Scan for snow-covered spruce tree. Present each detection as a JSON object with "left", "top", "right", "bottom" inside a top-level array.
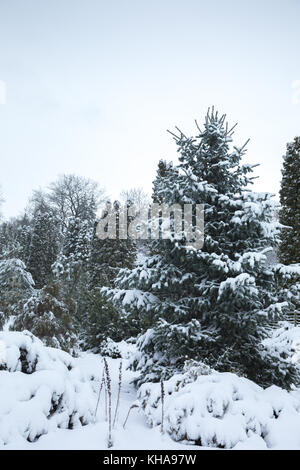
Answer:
[
  {"left": 105, "top": 108, "right": 298, "bottom": 388},
  {"left": 0, "top": 258, "right": 34, "bottom": 318},
  {"left": 279, "top": 136, "right": 300, "bottom": 265},
  {"left": 11, "top": 283, "right": 77, "bottom": 352}
]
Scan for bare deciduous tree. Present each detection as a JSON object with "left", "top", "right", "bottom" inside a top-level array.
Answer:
[
  {"left": 49, "top": 175, "right": 106, "bottom": 229},
  {"left": 119, "top": 187, "right": 150, "bottom": 212}
]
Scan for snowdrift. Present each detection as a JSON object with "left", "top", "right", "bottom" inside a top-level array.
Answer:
[
  {"left": 0, "top": 331, "right": 98, "bottom": 445},
  {"left": 138, "top": 361, "right": 300, "bottom": 449}
]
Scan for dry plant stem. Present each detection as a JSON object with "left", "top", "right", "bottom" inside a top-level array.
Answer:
[
  {"left": 94, "top": 369, "right": 105, "bottom": 422},
  {"left": 104, "top": 358, "right": 113, "bottom": 448},
  {"left": 123, "top": 404, "right": 138, "bottom": 429},
  {"left": 161, "top": 380, "right": 165, "bottom": 434},
  {"left": 113, "top": 360, "right": 123, "bottom": 428},
  {"left": 104, "top": 373, "right": 108, "bottom": 422}
]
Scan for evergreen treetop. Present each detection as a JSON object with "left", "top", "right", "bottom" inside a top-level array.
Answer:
[{"left": 279, "top": 136, "right": 300, "bottom": 265}]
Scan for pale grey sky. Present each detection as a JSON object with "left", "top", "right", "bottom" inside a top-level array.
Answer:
[{"left": 0, "top": 0, "right": 299, "bottom": 218}]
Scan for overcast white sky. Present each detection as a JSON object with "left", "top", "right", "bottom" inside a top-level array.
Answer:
[{"left": 0, "top": 0, "right": 300, "bottom": 218}]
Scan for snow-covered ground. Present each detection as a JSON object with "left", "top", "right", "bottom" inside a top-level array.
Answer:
[
  {"left": 6, "top": 360, "right": 201, "bottom": 451},
  {"left": 1, "top": 329, "right": 300, "bottom": 450},
  {"left": 0, "top": 333, "right": 201, "bottom": 450}
]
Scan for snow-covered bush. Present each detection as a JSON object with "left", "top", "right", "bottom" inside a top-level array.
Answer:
[
  {"left": 137, "top": 361, "right": 300, "bottom": 449},
  {"left": 11, "top": 284, "right": 77, "bottom": 352},
  {"left": 100, "top": 337, "right": 121, "bottom": 359},
  {"left": 84, "top": 289, "right": 127, "bottom": 352},
  {"left": 0, "top": 331, "right": 98, "bottom": 445}
]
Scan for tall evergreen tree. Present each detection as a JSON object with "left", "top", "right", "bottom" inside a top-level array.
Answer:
[
  {"left": 88, "top": 206, "right": 137, "bottom": 289},
  {"left": 52, "top": 216, "right": 92, "bottom": 326},
  {"left": 106, "top": 109, "right": 298, "bottom": 388},
  {"left": 0, "top": 214, "right": 32, "bottom": 262},
  {"left": 84, "top": 203, "right": 138, "bottom": 350},
  {"left": 0, "top": 258, "right": 34, "bottom": 318},
  {"left": 279, "top": 136, "right": 300, "bottom": 265},
  {"left": 27, "top": 205, "right": 59, "bottom": 288},
  {"left": 62, "top": 216, "right": 91, "bottom": 263}
]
